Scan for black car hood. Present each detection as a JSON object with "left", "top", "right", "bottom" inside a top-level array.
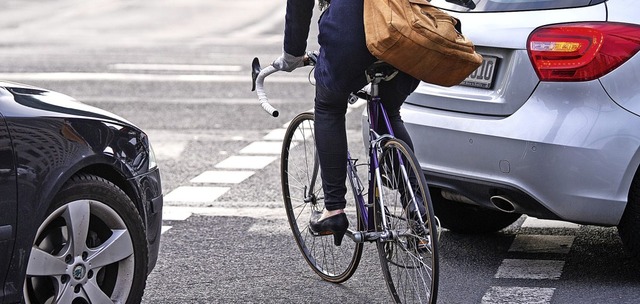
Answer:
[{"left": 0, "top": 81, "right": 136, "bottom": 128}]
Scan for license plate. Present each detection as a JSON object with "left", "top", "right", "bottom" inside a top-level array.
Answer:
[{"left": 461, "top": 55, "right": 498, "bottom": 89}]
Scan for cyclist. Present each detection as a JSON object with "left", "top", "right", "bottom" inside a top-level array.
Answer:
[{"left": 272, "top": 0, "right": 422, "bottom": 246}]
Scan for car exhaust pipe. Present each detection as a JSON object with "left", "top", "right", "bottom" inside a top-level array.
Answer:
[{"left": 490, "top": 195, "right": 516, "bottom": 213}]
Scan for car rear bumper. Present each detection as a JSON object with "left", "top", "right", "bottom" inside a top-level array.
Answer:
[{"left": 402, "top": 80, "right": 640, "bottom": 226}]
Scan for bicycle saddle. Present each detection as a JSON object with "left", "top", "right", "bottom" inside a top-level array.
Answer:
[
  {"left": 365, "top": 61, "right": 399, "bottom": 83},
  {"left": 349, "top": 62, "right": 399, "bottom": 103}
]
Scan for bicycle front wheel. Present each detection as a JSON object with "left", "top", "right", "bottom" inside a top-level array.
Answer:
[
  {"left": 375, "top": 138, "right": 439, "bottom": 303},
  {"left": 281, "top": 112, "right": 363, "bottom": 283}
]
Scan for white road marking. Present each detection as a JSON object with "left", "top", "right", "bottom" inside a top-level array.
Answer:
[
  {"left": 263, "top": 129, "right": 287, "bottom": 141},
  {"left": 521, "top": 217, "right": 581, "bottom": 229},
  {"left": 162, "top": 206, "right": 286, "bottom": 219},
  {"left": 162, "top": 207, "right": 194, "bottom": 221},
  {"left": 214, "top": 155, "right": 277, "bottom": 170},
  {"left": 495, "top": 259, "right": 565, "bottom": 280},
  {"left": 263, "top": 127, "right": 315, "bottom": 142},
  {"left": 485, "top": 217, "right": 575, "bottom": 303},
  {"left": 161, "top": 226, "right": 172, "bottom": 234},
  {"left": 239, "top": 141, "right": 282, "bottom": 155},
  {"left": 263, "top": 109, "right": 316, "bottom": 141},
  {"left": 151, "top": 141, "right": 187, "bottom": 160},
  {"left": 509, "top": 235, "right": 575, "bottom": 254},
  {"left": 0, "top": 72, "right": 310, "bottom": 83},
  {"left": 481, "top": 286, "right": 555, "bottom": 304},
  {"left": 190, "top": 170, "right": 255, "bottom": 184},
  {"left": 163, "top": 186, "right": 230, "bottom": 205},
  {"left": 109, "top": 63, "right": 242, "bottom": 72}
]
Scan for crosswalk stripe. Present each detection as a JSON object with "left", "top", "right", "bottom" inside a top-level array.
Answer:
[
  {"left": 163, "top": 186, "right": 230, "bottom": 205},
  {"left": 509, "top": 235, "right": 575, "bottom": 254},
  {"left": 152, "top": 141, "right": 188, "bottom": 160},
  {"left": 481, "top": 286, "right": 555, "bottom": 304},
  {"left": 214, "top": 155, "right": 277, "bottom": 170},
  {"left": 263, "top": 129, "right": 288, "bottom": 141},
  {"left": 239, "top": 141, "right": 282, "bottom": 155},
  {"left": 521, "top": 217, "right": 581, "bottom": 229},
  {"left": 484, "top": 217, "right": 576, "bottom": 302},
  {"left": 190, "top": 170, "right": 255, "bottom": 184},
  {"left": 162, "top": 206, "right": 286, "bottom": 219},
  {"left": 162, "top": 207, "right": 194, "bottom": 221},
  {"left": 161, "top": 226, "right": 172, "bottom": 234},
  {"left": 495, "top": 259, "right": 565, "bottom": 280}
]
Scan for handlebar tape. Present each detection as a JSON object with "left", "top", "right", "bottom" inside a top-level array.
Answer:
[{"left": 255, "top": 65, "right": 279, "bottom": 117}]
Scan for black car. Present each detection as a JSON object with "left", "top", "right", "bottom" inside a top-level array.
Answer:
[{"left": 0, "top": 81, "right": 163, "bottom": 303}]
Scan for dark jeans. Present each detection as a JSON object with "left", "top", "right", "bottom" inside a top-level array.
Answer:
[{"left": 314, "top": 0, "right": 420, "bottom": 211}]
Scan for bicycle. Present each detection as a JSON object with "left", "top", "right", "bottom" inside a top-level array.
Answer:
[{"left": 251, "top": 52, "right": 440, "bottom": 303}]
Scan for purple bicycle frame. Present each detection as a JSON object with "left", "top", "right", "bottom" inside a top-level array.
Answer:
[{"left": 348, "top": 91, "right": 397, "bottom": 232}]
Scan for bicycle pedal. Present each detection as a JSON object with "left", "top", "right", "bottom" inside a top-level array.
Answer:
[{"left": 415, "top": 238, "right": 431, "bottom": 252}]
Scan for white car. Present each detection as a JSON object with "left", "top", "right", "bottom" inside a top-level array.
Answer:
[{"left": 401, "top": 0, "right": 640, "bottom": 259}]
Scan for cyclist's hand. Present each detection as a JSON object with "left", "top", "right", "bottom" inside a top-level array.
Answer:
[{"left": 272, "top": 52, "right": 305, "bottom": 72}]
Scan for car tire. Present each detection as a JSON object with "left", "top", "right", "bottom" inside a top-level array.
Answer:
[
  {"left": 431, "top": 188, "right": 521, "bottom": 234},
  {"left": 24, "top": 173, "right": 148, "bottom": 304},
  {"left": 618, "top": 175, "right": 640, "bottom": 261}
]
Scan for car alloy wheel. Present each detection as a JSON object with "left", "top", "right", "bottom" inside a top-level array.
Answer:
[{"left": 24, "top": 174, "right": 148, "bottom": 304}]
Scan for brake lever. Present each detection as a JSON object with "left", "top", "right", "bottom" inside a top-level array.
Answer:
[
  {"left": 304, "top": 51, "right": 319, "bottom": 66},
  {"left": 252, "top": 51, "right": 316, "bottom": 92},
  {"left": 251, "top": 57, "right": 261, "bottom": 92}
]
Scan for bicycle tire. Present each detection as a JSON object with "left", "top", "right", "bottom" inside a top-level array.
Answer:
[
  {"left": 281, "top": 112, "right": 364, "bottom": 283},
  {"left": 375, "top": 138, "right": 439, "bottom": 303}
]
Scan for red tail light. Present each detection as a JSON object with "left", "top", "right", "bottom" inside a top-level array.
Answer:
[{"left": 527, "top": 22, "right": 640, "bottom": 81}]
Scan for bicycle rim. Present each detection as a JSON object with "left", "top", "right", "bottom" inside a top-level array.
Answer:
[
  {"left": 281, "top": 112, "right": 363, "bottom": 283},
  {"left": 375, "top": 138, "right": 439, "bottom": 303}
]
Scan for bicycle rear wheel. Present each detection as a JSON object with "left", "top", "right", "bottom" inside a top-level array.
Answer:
[
  {"left": 281, "top": 112, "right": 363, "bottom": 283},
  {"left": 375, "top": 138, "right": 439, "bottom": 303}
]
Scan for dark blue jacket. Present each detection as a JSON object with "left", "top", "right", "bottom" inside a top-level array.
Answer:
[
  {"left": 283, "top": 0, "right": 315, "bottom": 57},
  {"left": 281, "top": 0, "right": 414, "bottom": 95}
]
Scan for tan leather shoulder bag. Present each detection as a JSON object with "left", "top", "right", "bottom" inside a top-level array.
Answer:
[{"left": 364, "top": 0, "right": 483, "bottom": 87}]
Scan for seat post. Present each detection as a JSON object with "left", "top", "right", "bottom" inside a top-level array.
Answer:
[{"left": 365, "top": 61, "right": 399, "bottom": 98}]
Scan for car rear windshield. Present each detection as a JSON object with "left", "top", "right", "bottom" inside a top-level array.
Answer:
[{"left": 432, "top": 0, "right": 605, "bottom": 12}]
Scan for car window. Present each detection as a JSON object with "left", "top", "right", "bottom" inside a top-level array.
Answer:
[{"left": 432, "top": 0, "right": 606, "bottom": 12}]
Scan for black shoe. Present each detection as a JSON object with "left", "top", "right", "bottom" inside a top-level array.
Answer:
[
  {"left": 408, "top": 205, "right": 431, "bottom": 252},
  {"left": 408, "top": 217, "right": 430, "bottom": 252},
  {"left": 309, "top": 212, "right": 349, "bottom": 246}
]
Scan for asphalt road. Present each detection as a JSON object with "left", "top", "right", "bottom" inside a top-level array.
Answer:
[{"left": 1, "top": 1, "right": 640, "bottom": 303}]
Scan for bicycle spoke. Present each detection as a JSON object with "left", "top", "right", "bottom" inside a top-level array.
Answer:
[
  {"left": 281, "top": 112, "right": 363, "bottom": 283},
  {"left": 375, "top": 138, "right": 438, "bottom": 303}
]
